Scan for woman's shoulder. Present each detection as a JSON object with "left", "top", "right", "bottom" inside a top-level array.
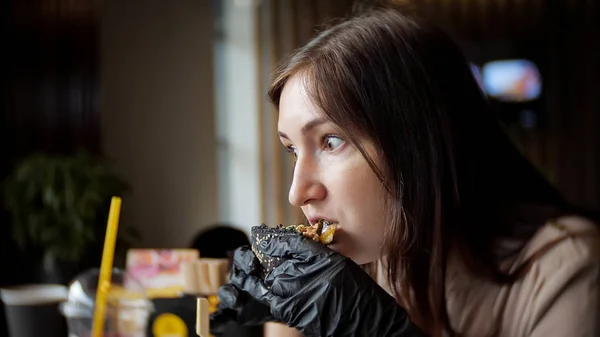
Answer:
[
  {"left": 446, "top": 216, "right": 600, "bottom": 337},
  {"left": 508, "top": 215, "right": 600, "bottom": 274},
  {"left": 501, "top": 215, "right": 600, "bottom": 336}
]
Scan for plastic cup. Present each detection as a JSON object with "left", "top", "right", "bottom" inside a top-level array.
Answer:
[{"left": 59, "top": 268, "right": 154, "bottom": 337}]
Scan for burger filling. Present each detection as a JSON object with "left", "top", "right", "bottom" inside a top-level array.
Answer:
[{"left": 278, "top": 219, "right": 337, "bottom": 244}]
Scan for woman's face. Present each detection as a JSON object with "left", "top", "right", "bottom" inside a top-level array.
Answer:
[{"left": 277, "top": 74, "right": 388, "bottom": 265}]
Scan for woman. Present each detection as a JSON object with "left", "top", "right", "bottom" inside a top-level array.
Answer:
[{"left": 210, "top": 3, "right": 600, "bottom": 337}]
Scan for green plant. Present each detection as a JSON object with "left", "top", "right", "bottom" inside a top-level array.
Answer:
[{"left": 2, "top": 151, "right": 138, "bottom": 270}]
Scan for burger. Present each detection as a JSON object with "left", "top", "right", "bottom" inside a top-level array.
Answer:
[{"left": 250, "top": 220, "right": 337, "bottom": 276}]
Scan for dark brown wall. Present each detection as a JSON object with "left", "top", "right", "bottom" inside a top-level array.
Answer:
[
  {"left": 420, "top": 0, "right": 600, "bottom": 210},
  {"left": 1, "top": 1, "right": 100, "bottom": 334}
]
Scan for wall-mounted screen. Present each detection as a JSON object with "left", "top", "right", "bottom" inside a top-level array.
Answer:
[{"left": 482, "top": 59, "right": 542, "bottom": 102}]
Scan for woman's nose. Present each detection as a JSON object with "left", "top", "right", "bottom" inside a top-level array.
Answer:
[{"left": 288, "top": 157, "right": 326, "bottom": 207}]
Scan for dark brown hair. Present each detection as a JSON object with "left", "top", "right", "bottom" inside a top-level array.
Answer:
[{"left": 268, "top": 3, "right": 569, "bottom": 336}]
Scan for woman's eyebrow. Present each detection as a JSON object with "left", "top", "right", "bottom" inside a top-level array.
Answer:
[{"left": 278, "top": 118, "right": 327, "bottom": 140}]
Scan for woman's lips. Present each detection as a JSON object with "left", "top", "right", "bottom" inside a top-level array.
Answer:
[{"left": 307, "top": 217, "right": 337, "bottom": 226}]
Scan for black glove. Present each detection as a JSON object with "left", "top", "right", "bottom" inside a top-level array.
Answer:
[
  {"left": 209, "top": 247, "right": 276, "bottom": 335},
  {"left": 238, "top": 233, "right": 428, "bottom": 337}
]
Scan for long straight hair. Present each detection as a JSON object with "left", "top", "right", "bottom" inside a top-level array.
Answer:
[{"left": 268, "top": 4, "right": 569, "bottom": 335}]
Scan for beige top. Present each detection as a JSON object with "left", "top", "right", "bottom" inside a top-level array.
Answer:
[{"left": 265, "top": 216, "right": 600, "bottom": 337}]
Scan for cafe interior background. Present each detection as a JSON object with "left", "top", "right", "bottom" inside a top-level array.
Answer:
[{"left": 1, "top": 0, "right": 598, "bottom": 335}]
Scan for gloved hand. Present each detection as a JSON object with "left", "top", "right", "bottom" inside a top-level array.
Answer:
[
  {"left": 237, "top": 233, "right": 428, "bottom": 337},
  {"left": 209, "top": 247, "right": 277, "bottom": 335}
]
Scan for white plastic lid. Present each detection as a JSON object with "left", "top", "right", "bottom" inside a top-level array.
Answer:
[{"left": 0, "top": 284, "right": 67, "bottom": 306}]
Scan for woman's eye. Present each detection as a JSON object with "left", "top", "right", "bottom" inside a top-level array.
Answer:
[
  {"left": 286, "top": 145, "right": 298, "bottom": 158},
  {"left": 324, "top": 136, "right": 344, "bottom": 151}
]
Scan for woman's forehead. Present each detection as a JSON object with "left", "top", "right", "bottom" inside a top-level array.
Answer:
[{"left": 278, "top": 75, "right": 324, "bottom": 129}]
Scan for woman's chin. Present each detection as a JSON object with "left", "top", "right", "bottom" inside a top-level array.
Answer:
[
  {"left": 333, "top": 245, "right": 378, "bottom": 265},
  {"left": 327, "top": 242, "right": 341, "bottom": 251},
  {"left": 327, "top": 243, "right": 358, "bottom": 262},
  {"left": 325, "top": 231, "right": 377, "bottom": 264}
]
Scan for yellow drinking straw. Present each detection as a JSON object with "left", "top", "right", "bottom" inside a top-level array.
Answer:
[{"left": 92, "top": 196, "right": 122, "bottom": 337}]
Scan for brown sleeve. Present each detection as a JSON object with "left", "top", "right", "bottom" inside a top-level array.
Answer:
[{"left": 528, "top": 258, "right": 600, "bottom": 337}]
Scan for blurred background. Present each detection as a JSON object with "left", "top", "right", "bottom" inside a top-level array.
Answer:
[{"left": 1, "top": 0, "right": 598, "bottom": 335}]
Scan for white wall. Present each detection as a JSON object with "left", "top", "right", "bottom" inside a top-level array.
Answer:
[
  {"left": 215, "top": 0, "right": 263, "bottom": 234},
  {"left": 101, "top": 0, "right": 218, "bottom": 248}
]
